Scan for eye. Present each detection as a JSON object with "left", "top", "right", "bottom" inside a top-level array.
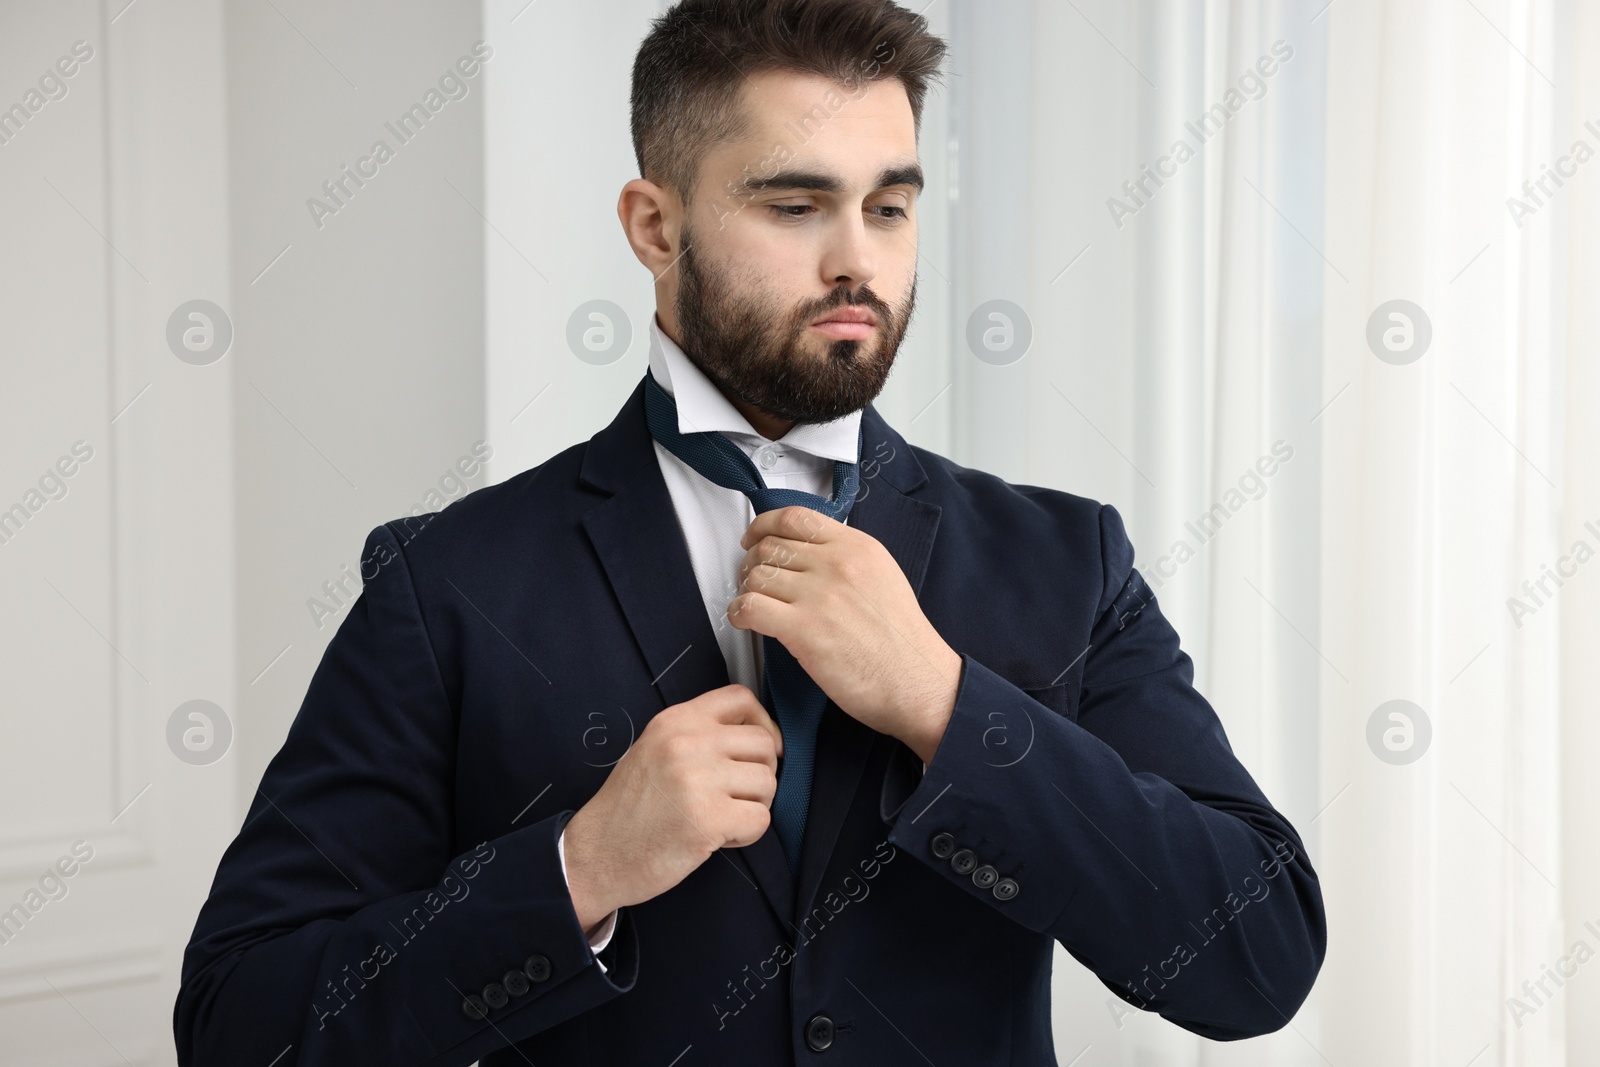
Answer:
[
  {"left": 874, "top": 205, "right": 910, "bottom": 221},
  {"left": 769, "top": 204, "right": 816, "bottom": 220}
]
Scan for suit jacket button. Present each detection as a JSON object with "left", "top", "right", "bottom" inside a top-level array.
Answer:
[
  {"left": 950, "top": 848, "right": 977, "bottom": 875},
  {"left": 461, "top": 994, "right": 488, "bottom": 1020},
  {"left": 993, "top": 877, "right": 1019, "bottom": 901},
  {"left": 972, "top": 864, "right": 999, "bottom": 889},
  {"left": 930, "top": 832, "right": 955, "bottom": 859},
  {"left": 524, "top": 953, "right": 552, "bottom": 983},
  {"left": 503, "top": 969, "right": 531, "bottom": 997},
  {"left": 805, "top": 1013, "right": 835, "bottom": 1051},
  {"left": 481, "top": 982, "right": 509, "bottom": 1010}
]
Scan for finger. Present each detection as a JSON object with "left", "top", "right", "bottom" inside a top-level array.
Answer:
[
  {"left": 705, "top": 685, "right": 784, "bottom": 757},
  {"left": 708, "top": 685, "right": 777, "bottom": 727},
  {"left": 735, "top": 560, "right": 800, "bottom": 603},
  {"left": 722, "top": 799, "right": 775, "bottom": 845},
  {"left": 719, "top": 723, "right": 783, "bottom": 771},
  {"left": 722, "top": 760, "right": 779, "bottom": 805},
  {"left": 737, "top": 536, "right": 813, "bottom": 585},
  {"left": 739, "top": 505, "right": 840, "bottom": 550}
]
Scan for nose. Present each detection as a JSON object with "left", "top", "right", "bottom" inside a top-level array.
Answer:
[{"left": 817, "top": 211, "right": 878, "bottom": 291}]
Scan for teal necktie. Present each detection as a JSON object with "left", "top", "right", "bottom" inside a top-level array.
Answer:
[{"left": 643, "top": 371, "right": 862, "bottom": 871}]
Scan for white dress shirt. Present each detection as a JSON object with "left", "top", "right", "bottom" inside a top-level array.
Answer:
[{"left": 557, "top": 313, "right": 862, "bottom": 967}]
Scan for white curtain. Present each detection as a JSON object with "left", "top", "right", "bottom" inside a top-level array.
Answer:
[
  {"left": 983, "top": 0, "right": 1597, "bottom": 1064},
  {"left": 1315, "top": 0, "right": 1593, "bottom": 1064}
]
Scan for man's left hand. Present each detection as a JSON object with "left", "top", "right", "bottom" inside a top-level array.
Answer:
[{"left": 729, "top": 505, "right": 961, "bottom": 764}]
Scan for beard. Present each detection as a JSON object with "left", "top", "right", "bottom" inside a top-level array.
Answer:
[{"left": 672, "top": 218, "right": 917, "bottom": 425}]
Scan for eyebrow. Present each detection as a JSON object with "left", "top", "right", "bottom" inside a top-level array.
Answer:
[{"left": 736, "top": 162, "right": 925, "bottom": 197}]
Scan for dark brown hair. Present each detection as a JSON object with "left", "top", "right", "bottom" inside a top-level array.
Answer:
[{"left": 630, "top": 0, "right": 948, "bottom": 206}]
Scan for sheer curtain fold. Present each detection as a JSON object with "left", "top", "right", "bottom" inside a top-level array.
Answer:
[{"left": 1000, "top": 0, "right": 1592, "bottom": 1063}]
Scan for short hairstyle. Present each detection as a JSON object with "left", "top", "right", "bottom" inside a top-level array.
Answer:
[{"left": 630, "top": 0, "right": 948, "bottom": 207}]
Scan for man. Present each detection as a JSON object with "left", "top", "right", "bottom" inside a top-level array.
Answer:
[{"left": 175, "top": 1, "right": 1325, "bottom": 1063}]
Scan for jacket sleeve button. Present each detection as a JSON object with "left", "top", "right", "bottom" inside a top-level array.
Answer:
[
  {"left": 461, "top": 994, "right": 488, "bottom": 1020},
  {"left": 949, "top": 848, "right": 977, "bottom": 875},
  {"left": 524, "top": 953, "right": 553, "bottom": 983},
  {"left": 503, "top": 969, "right": 531, "bottom": 997},
  {"left": 993, "top": 877, "right": 1019, "bottom": 901},
  {"left": 930, "top": 832, "right": 956, "bottom": 859},
  {"left": 481, "top": 982, "right": 509, "bottom": 1010},
  {"left": 972, "top": 864, "right": 999, "bottom": 889}
]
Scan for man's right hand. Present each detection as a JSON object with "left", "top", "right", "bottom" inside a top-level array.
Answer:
[{"left": 562, "top": 684, "right": 783, "bottom": 935}]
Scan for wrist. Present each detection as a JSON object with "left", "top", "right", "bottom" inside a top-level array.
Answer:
[
  {"left": 562, "top": 809, "right": 616, "bottom": 935},
  {"left": 899, "top": 644, "right": 961, "bottom": 764}
]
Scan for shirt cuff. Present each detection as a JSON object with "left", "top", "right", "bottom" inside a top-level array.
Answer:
[{"left": 557, "top": 825, "right": 619, "bottom": 968}]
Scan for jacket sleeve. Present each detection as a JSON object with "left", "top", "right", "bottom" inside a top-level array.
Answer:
[
  {"left": 174, "top": 522, "right": 637, "bottom": 1066},
  {"left": 885, "top": 502, "right": 1326, "bottom": 1040}
]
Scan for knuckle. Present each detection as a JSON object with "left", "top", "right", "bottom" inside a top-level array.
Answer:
[
  {"left": 659, "top": 731, "right": 695, "bottom": 765},
  {"left": 784, "top": 508, "right": 819, "bottom": 540}
]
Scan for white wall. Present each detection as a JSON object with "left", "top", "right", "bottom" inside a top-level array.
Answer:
[
  {"left": 0, "top": 0, "right": 238, "bottom": 1060},
  {"left": 0, "top": 0, "right": 487, "bottom": 1061},
  {"left": 224, "top": 0, "right": 488, "bottom": 812}
]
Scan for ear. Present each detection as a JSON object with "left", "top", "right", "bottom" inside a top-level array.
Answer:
[{"left": 617, "top": 178, "right": 682, "bottom": 275}]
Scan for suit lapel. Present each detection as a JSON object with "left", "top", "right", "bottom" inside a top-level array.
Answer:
[
  {"left": 578, "top": 373, "right": 941, "bottom": 932},
  {"left": 581, "top": 375, "right": 794, "bottom": 925}
]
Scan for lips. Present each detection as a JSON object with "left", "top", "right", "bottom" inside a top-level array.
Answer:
[{"left": 812, "top": 307, "right": 877, "bottom": 327}]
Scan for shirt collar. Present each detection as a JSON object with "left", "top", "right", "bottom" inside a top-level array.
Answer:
[{"left": 647, "top": 312, "right": 862, "bottom": 464}]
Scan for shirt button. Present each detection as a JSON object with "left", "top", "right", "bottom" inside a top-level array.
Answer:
[{"left": 757, "top": 446, "right": 780, "bottom": 469}]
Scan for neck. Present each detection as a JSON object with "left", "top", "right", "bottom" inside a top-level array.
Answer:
[{"left": 728, "top": 396, "right": 796, "bottom": 442}]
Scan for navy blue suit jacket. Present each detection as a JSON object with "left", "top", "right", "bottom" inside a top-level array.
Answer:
[{"left": 176, "top": 373, "right": 1325, "bottom": 1065}]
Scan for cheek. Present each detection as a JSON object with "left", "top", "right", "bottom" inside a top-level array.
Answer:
[{"left": 713, "top": 217, "right": 800, "bottom": 285}]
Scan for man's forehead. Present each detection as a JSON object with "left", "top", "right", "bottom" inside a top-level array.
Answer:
[{"left": 709, "top": 71, "right": 920, "bottom": 194}]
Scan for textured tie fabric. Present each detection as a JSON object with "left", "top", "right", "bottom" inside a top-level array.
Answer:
[{"left": 643, "top": 371, "right": 863, "bottom": 871}]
